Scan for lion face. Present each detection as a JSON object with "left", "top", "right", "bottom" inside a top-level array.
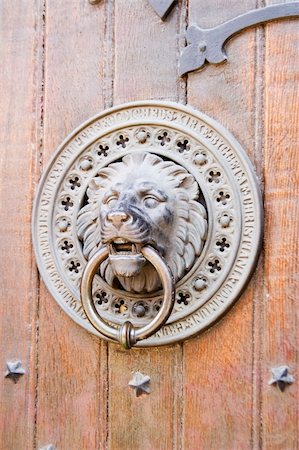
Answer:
[{"left": 77, "top": 152, "right": 207, "bottom": 293}]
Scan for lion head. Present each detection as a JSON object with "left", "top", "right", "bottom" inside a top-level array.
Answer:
[{"left": 77, "top": 152, "right": 207, "bottom": 293}]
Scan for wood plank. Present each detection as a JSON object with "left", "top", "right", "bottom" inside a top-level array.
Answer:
[
  {"left": 185, "top": 1, "right": 260, "bottom": 449},
  {"left": 109, "top": 1, "right": 184, "bottom": 448},
  {"left": 108, "top": 344, "right": 182, "bottom": 450},
  {"left": 113, "top": 0, "right": 179, "bottom": 104},
  {"left": 35, "top": 1, "right": 108, "bottom": 449},
  {"left": 262, "top": 0, "right": 298, "bottom": 447},
  {"left": 0, "top": 2, "right": 39, "bottom": 449}
]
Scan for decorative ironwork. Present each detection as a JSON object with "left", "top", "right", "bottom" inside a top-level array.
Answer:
[
  {"left": 269, "top": 366, "right": 294, "bottom": 392},
  {"left": 89, "top": 0, "right": 177, "bottom": 20},
  {"left": 148, "top": 0, "right": 177, "bottom": 20},
  {"left": 32, "top": 101, "right": 263, "bottom": 346},
  {"left": 5, "top": 360, "right": 25, "bottom": 383},
  {"left": 129, "top": 372, "right": 151, "bottom": 397},
  {"left": 179, "top": 3, "right": 299, "bottom": 76}
]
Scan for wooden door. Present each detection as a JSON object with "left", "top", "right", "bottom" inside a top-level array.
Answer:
[{"left": 1, "top": 1, "right": 298, "bottom": 449}]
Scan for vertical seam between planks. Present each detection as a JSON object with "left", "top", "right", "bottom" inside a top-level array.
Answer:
[
  {"left": 176, "top": 2, "right": 188, "bottom": 448},
  {"left": 173, "top": 0, "right": 189, "bottom": 450},
  {"left": 179, "top": 343, "right": 185, "bottom": 450},
  {"left": 104, "top": 342, "right": 109, "bottom": 450},
  {"left": 103, "top": 0, "right": 115, "bottom": 109},
  {"left": 252, "top": 0, "right": 265, "bottom": 448},
  {"left": 32, "top": 0, "right": 46, "bottom": 448},
  {"left": 103, "top": 0, "right": 115, "bottom": 448},
  {"left": 178, "top": 3, "right": 188, "bottom": 448},
  {"left": 177, "top": 0, "right": 188, "bottom": 105}
]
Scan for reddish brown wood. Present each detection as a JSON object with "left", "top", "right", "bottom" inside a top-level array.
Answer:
[
  {"left": 108, "top": 1, "right": 184, "bottom": 449},
  {"left": 262, "top": 4, "right": 299, "bottom": 447},
  {"left": 34, "top": 1, "right": 108, "bottom": 449},
  {"left": 0, "top": 2, "right": 39, "bottom": 449},
  {"left": 0, "top": 0, "right": 298, "bottom": 448},
  {"left": 184, "top": 1, "right": 260, "bottom": 449}
]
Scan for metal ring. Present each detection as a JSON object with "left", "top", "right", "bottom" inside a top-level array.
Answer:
[{"left": 80, "top": 246, "right": 175, "bottom": 348}]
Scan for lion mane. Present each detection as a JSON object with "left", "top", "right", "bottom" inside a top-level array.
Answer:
[{"left": 77, "top": 152, "right": 207, "bottom": 293}]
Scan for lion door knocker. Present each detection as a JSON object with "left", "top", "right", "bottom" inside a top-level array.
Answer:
[{"left": 32, "top": 101, "right": 263, "bottom": 348}]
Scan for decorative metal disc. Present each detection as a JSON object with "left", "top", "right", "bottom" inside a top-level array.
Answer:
[{"left": 32, "top": 101, "right": 263, "bottom": 346}]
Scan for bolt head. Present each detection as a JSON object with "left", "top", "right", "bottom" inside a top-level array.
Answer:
[
  {"left": 194, "top": 154, "right": 207, "bottom": 166},
  {"left": 80, "top": 159, "right": 92, "bottom": 171},
  {"left": 58, "top": 219, "right": 69, "bottom": 232},
  {"left": 136, "top": 131, "right": 148, "bottom": 144},
  {"left": 193, "top": 278, "right": 207, "bottom": 291},
  {"left": 220, "top": 214, "right": 230, "bottom": 228},
  {"left": 135, "top": 304, "right": 146, "bottom": 317},
  {"left": 198, "top": 41, "right": 207, "bottom": 52}
]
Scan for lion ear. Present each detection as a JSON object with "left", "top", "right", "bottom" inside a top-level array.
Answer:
[
  {"left": 87, "top": 178, "right": 102, "bottom": 199},
  {"left": 88, "top": 168, "right": 114, "bottom": 196},
  {"left": 178, "top": 173, "right": 199, "bottom": 199},
  {"left": 89, "top": 178, "right": 101, "bottom": 191}
]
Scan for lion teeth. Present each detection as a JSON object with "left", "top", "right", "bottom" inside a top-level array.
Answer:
[{"left": 108, "top": 240, "right": 143, "bottom": 256}]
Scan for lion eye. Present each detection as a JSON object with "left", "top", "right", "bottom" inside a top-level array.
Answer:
[
  {"left": 143, "top": 196, "right": 159, "bottom": 209},
  {"left": 106, "top": 196, "right": 118, "bottom": 208}
]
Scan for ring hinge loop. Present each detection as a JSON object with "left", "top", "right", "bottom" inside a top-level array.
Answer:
[
  {"left": 80, "top": 245, "right": 175, "bottom": 348},
  {"left": 118, "top": 322, "right": 136, "bottom": 349}
]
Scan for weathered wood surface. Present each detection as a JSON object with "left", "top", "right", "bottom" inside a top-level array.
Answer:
[
  {"left": 185, "top": 1, "right": 260, "bottom": 449},
  {"left": 262, "top": 0, "right": 299, "bottom": 448},
  {"left": 34, "top": 1, "right": 108, "bottom": 449},
  {"left": 0, "top": 0, "right": 297, "bottom": 449},
  {"left": 108, "top": 2, "right": 183, "bottom": 449},
  {"left": 0, "top": 2, "right": 38, "bottom": 449}
]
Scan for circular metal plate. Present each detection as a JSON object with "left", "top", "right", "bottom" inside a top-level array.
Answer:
[{"left": 32, "top": 101, "right": 263, "bottom": 346}]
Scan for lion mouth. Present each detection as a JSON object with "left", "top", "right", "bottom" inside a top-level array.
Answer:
[
  {"left": 108, "top": 238, "right": 142, "bottom": 256},
  {"left": 107, "top": 238, "right": 146, "bottom": 278}
]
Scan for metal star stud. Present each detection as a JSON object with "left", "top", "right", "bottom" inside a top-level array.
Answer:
[
  {"left": 5, "top": 360, "right": 25, "bottom": 383},
  {"left": 269, "top": 366, "right": 294, "bottom": 392},
  {"left": 128, "top": 372, "right": 151, "bottom": 397}
]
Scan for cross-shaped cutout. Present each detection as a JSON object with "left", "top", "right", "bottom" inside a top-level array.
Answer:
[
  {"left": 61, "top": 197, "right": 73, "bottom": 211},
  {"left": 69, "top": 176, "right": 81, "bottom": 190},
  {"left": 98, "top": 144, "right": 109, "bottom": 157},
  {"left": 177, "top": 139, "right": 190, "bottom": 153},
  {"left": 216, "top": 238, "right": 230, "bottom": 252},
  {"left": 116, "top": 135, "right": 129, "bottom": 148},
  {"left": 208, "top": 259, "right": 221, "bottom": 274},
  {"left": 158, "top": 131, "right": 170, "bottom": 146},
  {"left": 69, "top": 261, "right": 80, "bottom": 273},
  {"left": 61, "top": 240, "right": 74, "bottom": 254}
]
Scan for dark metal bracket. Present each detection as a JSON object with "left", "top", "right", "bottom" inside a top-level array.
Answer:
[
  {"left": 179, "top": 2, "right": 299, "bottom": 76},
  {"left": 89, "top": 0, "right": 177, "bottom": 20},
  {"left": 148, "top": 0, "right": 177, "bottom": 20}
]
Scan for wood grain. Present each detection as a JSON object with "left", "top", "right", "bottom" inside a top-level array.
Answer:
[
  {"left": 262, "top": 0, "right": 299, "bottom": 447},
  {"left": 34, "top": 1, "right": 108, "bottom": 449},
  {"left": 185, "top": 1, "right": 260, "bottom": 449},
  {"left": 108, "top": 1, "right": 184, "bottom": 449},
  {"left": 1, "top": 0, "right": 298, "bottom": 448},
  {"left": 0, "top": 2, "right": 39, "bottom": 449}
]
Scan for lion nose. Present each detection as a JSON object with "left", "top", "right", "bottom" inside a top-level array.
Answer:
[{"left": 107, "top": 211, "right": 130, "bottom": 228}]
